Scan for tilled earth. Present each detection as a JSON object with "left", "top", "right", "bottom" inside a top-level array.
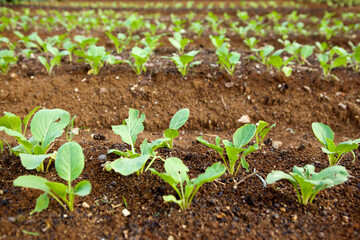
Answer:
[{"left": 1, "top": 2, "right": 360, "bottom": 240}]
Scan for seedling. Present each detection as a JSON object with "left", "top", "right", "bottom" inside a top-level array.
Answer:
[
  {"left": 162, "top": 50, "right": 201, "bottom": 77},
  {"left": 268, "top": 55, "right": 294, "bottom": 77},
  {"left": 168, "top": 32, "right": 192, "bottom": 54},
  {"left": 122, "top": 46, "right": 152, "bottom": 75},
  {"left": 105, "top": 108, "right": 190, "bottom": 176},
  {"left": 206, "top": 12, "right": 223, "bottom": 32},
  {"left": 105, "top": 32, "right": 136, "bottom": 54},
  {"left": 189, "top": 21, "right": 207, "bottom": 38},
  {"left": 14, "top": 142, "right": 91, "bottom": 214},
  {"left": 150, "top": 158, "right": 226, "bottom": 210},
  {"left": 266, "top": 164, "right": 349, "bottom": 205},
  {"left": 312, "top": 122, "right": 360, "bottom": 166},
  {"left": 74, "top": 45, "right": 115, "bottom": 75},
  {"left": 38, "top": 44, "right": 69, "bottom": 76},
  {"left": 140, "top": 33, "right": 163, "bottom": 53},
  {"left": 0, "top": 49, "right": 18, "bottom": 74},
  {"left": 215, "top": 43, "right": 241, "bottom": 76},
  {"left": 63, "top": 40, "right": 77, "bottom": 62},
  {"left": 197, "top": 121, "right": 275, "bottom": 175},
  {"left": 317, "top": 53, "right": 348, "bottom": 81},
  {"left": 0, "top": 107, "right": 71, "bottom": 171},
  {"left": 74, "top": 35, "right": 99, "bottom": 51},
  {"left": 210, "top": 34, "right": 229, "bottom": 49}
]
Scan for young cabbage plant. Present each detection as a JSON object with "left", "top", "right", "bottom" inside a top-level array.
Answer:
[
  {"left": 150, "top": 158, "right": 226, "bottom": 210},
  {"left": 197, "top": 121, "right": 275, "bottom": 175},
  {"left": 215, "top": 43, "right": 241, "bottom": 76},
  {"left": 14, "top": 142, "right": 91, "bottom": 214},
  {"left": 210, "top": 34, "right": 229, "bottom": 49},
  {"left": 206, "top": 12, "right": 223, "bottom": 32},
  {"left": 74, "top": 45, "right": 115, "bottom": 75},
  {"left": 168, "top": 32, "right": 192, "bottom": 54},
  {"left": 348, "top": 44, "right": 360, "bottom": 72},
  {"left": 317, "top": 53, "right": 348, "bottom": 81},
  {"left": 74, "top": 35, "right": 99, "bottom": 51},
  {"left": 123, "top": 14, "right": 144, "bottom": 36},
  {"left": 140, "top": 33, "right": 163, "bottom": 53},
  {"left": 105, "top": 108, "right": 190, "bottom": 176},
  {"left": 162, "top": 50, "right": 201, "bottom": 77},
  {"left": 0, "top": 107, "right": 72, "bottom": 172},
  {"left": 63, "top": 40, "right": 77, "bottom": 62},
  {"left": 244, "top": 37, "right": 259, "bottom": 50},
  {"left": 0, "top": 36, "right": 17, "bottom": 51},
  {"left": 122, "top": 46, "right": 152, "bottom": 75},
  {"left": 38, "top": 44, "right": 69, "bottom": 76},
  {"left": 248, "top": 45, "right": 275, "bottom": 66},
  {"left": 105, "top": 32, "right": 137, "bottom": 54},
  {"left": 189, "top": 21, "right": 207, "bottom": 38},
  {"left": 312, "top": 122, "right": 360, "bottom": 166},
  {"left": 0, "top": 49, "right": 18, "bottom": 75},
  {"left": 315, "top": 41, "right": 329, "bottom": 53},
  {"left": 266, "top": 165, "right": 349, "bottom": 205},
  {"left": 268, "top": 55, "right": 294, "bottom": 77}
]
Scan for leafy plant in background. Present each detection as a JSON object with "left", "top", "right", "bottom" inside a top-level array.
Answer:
[
  {"left": 150, "top": 158, "right": 226, "bottom": 210},
  {"left": 38, "top": 44, "right": 69, "bottom": 76},
  {"left": 123, "top": 14, "right": 144, "bottom": 36},
  {"left": 312, "top": 122, "right": 360, "bottom": 166},
  {"left": 63, "top": 40, "right": 77, "bottom": 62},
  {"left": 244, "top": 37, "right": 259, "bottom": 51},
  {"left": 140, "top": 33, "right": 163, "bottom": 53},
  {"left": 74, "top": 35, "right": 99, "bottom": 51},
  {"left": 215, "top": 43, "right": 241, "bottom": 76},
  {"left": 168, "top": 32, "right": 192, "bottom": 54},
  {"left": 122, "top": 46, "right": 152, "bottom": 75},
  {"left": 317, "top": 52, "right": 348, "bottom": 81},
  {"left": 348, "top": 42, "right": 360, "bottom": 72},
  {"left": 104, "top": 108, "right": 190, "bottom": 176},
  {"left": 162, "top": 50, "right": 201, "bottom": 77},
  {"left": 206, "top": 12, "right": 223, "bottom": 33},
  {"left": 170, "top": 14, "right": 186, "bottom": 32},
  {"left": 210, "top": 34, "right": 229, "bottom": 49},
  {"left": 266, "top": 164, "right": 349, "bottom": 205},
  {"left": 197, "top": 121, "right": 275, "bottom": 175},
  {"left": 279, "top": 40, "right": 314, "bottom": 65},
  {"left": 105, "top": 32, "right": 137, "bottom": 54},
  {"left": 74, "top": 45, "right": 115, "bottom": 75},
  {"left": 14, "top": 142, "right": 91, "bottom": 214},
  {"left": 0, "top": 107, "right": 72, "bottom": 172},
  {"left": 0, "top": 36, "right": 17, "bottom": 51},
  {"left": 189, "top": 21, "right": 207, "bottom": 38},
  {"left": 268, "top": 55, "right": 294, "bottom": 77},
  {"left": 0, "top": 49, "right": 18, "bottom": 74},
  {"left": 315, "top": 41, "right": 329, "bottom": 53}
]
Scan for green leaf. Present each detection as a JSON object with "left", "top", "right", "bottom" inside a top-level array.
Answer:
[
  {"left": 164, "top": 157, "right": 189, "bottom": 183},
  {"left": 312, "top": 122, "right": 334, "bottom": 147},
  {"left": 312, "top": 165, "right": 349, "bottom": 186},
  {"left": 169, "top": 109, "right": 190, "bottom": 129},
  {"left": 269, "top": 55, "right": 283, "bottom": 69},
  {"left": 331, "top": 56, "right": 347, "bottom": 68},
  {"left": 282, "top": 66, "right": 292, "bottom": 77},
  {"left": 197, "top": 136, "right": 224, "bottom": 154},
  {"left": 336, "top": 141, "right": 359, "bottom": 154},
  {"left": 163, "top": 195, "right": 183, "bottom": 205},
  {"left": 55, "top": 142, "right": 84, "bottom": 182},
  {"left": 30, "top": 193, "right": 49, "bottom": 215},
  {"left": 19, "top": 153, "right": 52, "bottom": 170},
  {"left": 354, "top": 47, "right": 360, "bottom": 62},
  {"left": 0, "top": 112, "right": 22, "bottom": 132},
  {"left": 22, "top": 106, "right": 41, "bottom": 134},
  {"left": 112, "top": 108, "right": 145, "bottom": 147},
  {"left": 73, "top": 180, "right": 91, "bottom": 196},
  {"left": 301, "top": 45, "right": 314, "bottom": 59},
  {"left": 164, "top": 129, "right": 179, "bottom": 139},
  {"left": 233, "top": 124, "right": 256, "bottom": 149},
  {"left": 13, "top": 175, "right": 50, "bottom": 192},
  {"left": 193, "top": 162, "right": 226, "bottom": 186},
  {"left": 45, "top": 182, "right": 67, "bottom": 200},
  {"left": 111, "top": 154, "right": 150, "bottom": 176},
  {"left": 30, "top": 109, "right": 70, "bottom": 149},
  {"left": 266, "top": 171, "right": 296, "bottom": 185}
]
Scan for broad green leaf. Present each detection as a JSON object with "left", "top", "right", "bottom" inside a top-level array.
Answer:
[
  {"left": 312, "top": 165, "right": 348, "bottom": 185},
  {"left": 335, "top": 141, "right": 359, "bottom": 154},
  {"left": 164, "top": 157, "right": 189, "bottom": 183},
  {"left": 20, "top": 153, "right": 52, "bottom": 170},
  {"left": 266, "top": 171, "right": 296, "bottom": 185},
  {"left": 0, "top": 112, "right": 22, "bottom": 132},
  {"left": 150, "top": 169, "right": 181, "bottom": 196},
  {"left": 13, "top": 175, "right": 50, "bottom": 192},
  {"left": 269, "top": 55, "right": 283, "bottom": 69},
  {"left": 22, "top": 106, "right": 41, "bottom": 133},
  {"left": 164, "top": 129, "right": 179, "bottom": 139},
  {"left": 354, "top": 47, "right": 360, "bottom": 62},
  {"left": 233, "top": 124, "right": 256, "bottom": 149},
  {"left": 169, "top": 109, "right": 190, "bottom": 129},
  {"left": 197, "top": 136, "right": 224, "bottom": 154},
  {"left": 111, "top": 154, "right": 150, "bottom": 176},
  {"left": 30, "top": 193, "right": 49, "bottom": 215},
  {"left": 73, "top": 180, "right": 91, "bottom": 196},
  {"left": 282, "top": 67, "right": 292, "bottom": 77},
  {"left": 331, "top": 56, "right": 347, "bottom": 68},
  {"left": 55, "top": 142, "right": 84, "bottom": 182},
  {"left": 301, "top": 45, "right": 314, "bottom": 59},
  {"left": 163, "top": 195, "right": 183, "bottom": 205},
  {"left": 225, "top": 146, "right": 242, "bottom": 170},
  {"left": 30, "top": 109, "right": 70, "bottom": 149},
  {"left": 312, "top": 122, "right": 334, "bottom": 147},
  {"left": 193, "top": 162, "right": 226, "bottom": 186},
  {"left": 45, "top": 182, "right": 67, "bottom": 200},
  {"left": 112, "top": 108, "right": 145, "bottom": 146}
]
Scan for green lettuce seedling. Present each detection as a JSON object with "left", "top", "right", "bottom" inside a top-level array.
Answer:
[
  {"left": 74, "top": 35, "right": 99, "bottom": 51},
  {"left": 105, "top": 32, "right": 137, "bottom": 54},
  {"left": 38, "top": 44, "right": 69, "bottom": 76},
  {"left": 266, "top": 164, "right": 349, "bottom": 205},
  {"left": 268, "top": 55, "right": 294, "bottom": 77},
  {"left": 206, "top": 12, "right": 223, "bottom": 32},
  {"left": 105, "top": 108, "right": 190, "bottom": 176},
  {"left": 0, "top": 36, "right": 17, "bottom": 51},
  {"left": 14, "top": 142, "right": 91, "bottom": 214},
  {"left": 210, "top": 34, "right": 229, "bottom": 49},
  {"left": 0, "top": 49, "right": 18, "bottom": 75},
  {"left": 197, "top": 121, "right": 275, "bottom": 175},
  {"left": 162, "top": 50, "right": 201, "bottom": 77},
  {"left": 150, "top": 158, "right": 226, "bottom": 210},
  {"left": 312, "top": 122, "right": 360, "bottom": 166},
  {"left": 215, "top": 43, "right": 241, "bottom": 76},
  {"left": 0, "top": 107, "right": 71, "bottom": 171},
  {"left": 140, "top": 33, "right": 163, "bottom": 53},
  {"left": 168, "top": 32, "right": 192, "bottom": 54},
  {"left": 122, "top": 46, "right": 152, "bottom": 75},
  {"left": 74, "top": 45, "right": 115, "bottom": 75},
  {"left": 63, "top": 40, "right": 77, "bottom": 62},
  {"left": 244, "top": 37, "right": 259, "bottom": 50},
  {"left": 189, "top": 21, "right": 207, "bottom": 38}
]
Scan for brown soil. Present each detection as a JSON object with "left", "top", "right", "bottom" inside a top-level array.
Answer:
[{"left": 1, "top": 2, "right": 360, "bottom": 240}]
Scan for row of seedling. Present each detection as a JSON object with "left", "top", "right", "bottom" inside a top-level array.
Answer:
[{"left": 0, "top": 107, "right": 359, "bottom": 213}]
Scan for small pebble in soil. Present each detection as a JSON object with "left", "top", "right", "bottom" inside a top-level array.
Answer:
[
  {"left": 110, "top": 181, "right": 117, "bottom": 186},
  {"left": 272, "top": 141, "right": 282, "bottom": 149},
  {"left": 8, "top": 217, "right": 16, "bottom": 223},
  {"left": 168, "top": 236, "right": 175, "bottom": 240},
  {"left": 318, "top": 232, "right": 325, "bottom": 238},
  {"left": 82, "top": 202, "right": 90, "bottom": 208},
  {"left": 0, "top": 190, "right": 3, "bottom": 195},
  {"left": 72, "top": 128, "right": 79, "bottom": 135},
  {"left": 122, "top": 208, "right": 131, "bottom": 217},
  {"left": 98, "top": 154, "right": 107, "bottom": 161}
]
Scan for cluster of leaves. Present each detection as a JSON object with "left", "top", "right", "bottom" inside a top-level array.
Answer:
[
  {"left": 104, "top": 108, "right": 190, "bottom": 176},
  {"left": 162, "top": 50, "right": 201, "bottom": 77}
]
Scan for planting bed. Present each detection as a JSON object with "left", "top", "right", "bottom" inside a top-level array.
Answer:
[{"left": 1, "top": 1, "right": 360, "bottom": 239}]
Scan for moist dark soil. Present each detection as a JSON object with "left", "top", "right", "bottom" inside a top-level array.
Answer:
[{"left": 1, "top": 1, "right": 360, "bottom": 240}]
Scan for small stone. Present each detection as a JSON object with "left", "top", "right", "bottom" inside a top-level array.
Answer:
[
  {"left": 286, "top": 128, "right": 295, "bottom": 134},
  {"left": 238, "top": 115, "right": 251, "bottom": 123},
  {"left": 225, "top": 82, "right": 234, "bottom": 88},
  {"left": 0, "top": 190, "right": 3, "bottom": 195},
  {"left": 122, "top": 208, "right": 131, "bottom": 217},
  {"left": 63, "top": 214, "right": 68, "bottom": 218},
  {"left": 338, "top": 102, "right": 347, "bottom": 109},
  {"left": 168, "top": 236, "right": 175, "bottom": 240},
  {"left": 92, "top": 134, "right": 106, "bottom": 140},
  {"left": 110, "top": 181, "right": 117, "bottom": 186},
  {"left": 8, "top": 217, "right": 16, "bottom": 223},
  {"left": 30, "top": 76, "right": 34, "bottom": 79},
  {"left": 292, "top": 214, "right": 298, "bottom": 222},
  {"left": 82, "top": 202, "right": 90, "bottom": 208},
  {"left": 99, "top": 88, "right": 107, "bottom": 93},
  {"left": 280, "top": 207, "right": 286, "bottom": 213},
  {"left": 81, "top": 78, "right": 87, "bottom": 82},
  {"left": 272, "top": 141, "right": 282, "bottom": 149},
  {"left": 74, "top": 88, "right": 79, "bottom": 93},
  {"left": 116, "top": 76, "right": 119, "bottom": 79},
  {"left": 272, "top": 213, "right": 279, "bottom": 219},
  {"left": 71, "top": 128, "right": 79, "bottom": 135},
  {"left": 10, "top": 73, "right": 16, "bottom": 78},
  {"left": 98, "top": 154, "right": 107, "bottom": 161},
  {"left": 21, "top": 64, "right": 27, "bottom": 69},
  {"left": 318, "top": 232, "right": 325, "bottom": 238},
  {"left": 303, "top": 86, "right": 311, "bottom": 93}
]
